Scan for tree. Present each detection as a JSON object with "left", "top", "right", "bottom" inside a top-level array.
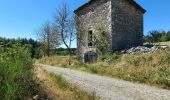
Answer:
[
  {"left": 145, "top": 30, "right": 170, "bottom": 43},
  {"left": 143, "top": 35, "right": 152, "bottom": 44},
  {"left": 54, "top": 3, "right": 76, "bottom": 65},
  {"left": 36, "top": 21, "right": 61, "bottom": 57},
  {"left": 166, "top": 31, "right": 170, "bottom": 41}
]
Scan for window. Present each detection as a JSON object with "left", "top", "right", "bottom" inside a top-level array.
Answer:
[{"left": 88, "top": 31, "right": 93, "bottom": 46}]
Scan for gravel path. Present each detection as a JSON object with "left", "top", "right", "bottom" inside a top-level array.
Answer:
[{"left": 38, "top": 64, "right": 170, "bottom": 100}]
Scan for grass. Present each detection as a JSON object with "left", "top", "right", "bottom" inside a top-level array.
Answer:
[
  {"left": 155, "top": 41, "right": 170, "bottom": 46},
  {"left": 34, "top": 67, "right": 98, "bottom": 100},
  {"left": 53, "top": 74, "right": 69, "bottom": 89},
  {"left": 144, "top": 41, "right": 170, "bottom": 46},
  {"left": 37, "top": 50, "right": 170, "bottom": 89}
]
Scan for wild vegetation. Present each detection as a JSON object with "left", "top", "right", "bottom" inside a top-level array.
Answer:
[
  {"left": 35, "top": 67, "right": 97, "bottom": 100},
  {"left": 51, "top": 48, "right": 76, "bottom": 56},
  {"left": 0, "top": 37, "right": 43, "bottom": 58},
  {"left": 144, "top": 30, "right": 170, "bottom": 44},
  {"left": 0, "top": 38, "right": 94, "bottom": 99},
  {"left": 0, "top": 43, "right": 36, "bottom": 99},
  {"left": 38, "top": 49, "right": 170, "bottom": 89}
]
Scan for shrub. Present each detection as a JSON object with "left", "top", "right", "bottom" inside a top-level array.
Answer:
[
  {"left": 100, "top": 52, "right": 119, "bottom": 63},
  {"left": 0, "top": 43, "right": 34, "bottom": 99},
  {"left": 144, "top": 30, "right": 170, "bottom": 43}
]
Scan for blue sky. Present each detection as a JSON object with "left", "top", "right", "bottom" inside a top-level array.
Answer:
[{"left": 0, "top": 0, "right": 170, "bottom": 40}]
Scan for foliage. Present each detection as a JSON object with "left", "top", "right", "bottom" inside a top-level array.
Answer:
[
  {"left": 100, "top": 52, "right": 119, "bottom": 63},
  {"left": 50, "top": 48, "right": 76, "bottom": 56},
  {"left": 0, "top": 37, "right": 43, "bottom": 58},
  {"left": 144, "top": 30, "right": 170, "bottom": 43},
  {"left": 0, "top": 43, "right": 35, "bottom": 99},
  {"left": 94, "top": 24, "right": 111, "bottom": 54}
]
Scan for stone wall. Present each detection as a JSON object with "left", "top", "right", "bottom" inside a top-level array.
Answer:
[
  {"left": 111, "top": 0, "right": 144, "bottom": 50},
  {"left": 75, "top": 0, "right": 112, "bottom": 61}
]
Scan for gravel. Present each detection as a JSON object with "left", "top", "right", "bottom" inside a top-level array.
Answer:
[{"left": 38, "top": 64, "right": 170, "bottom": 100}]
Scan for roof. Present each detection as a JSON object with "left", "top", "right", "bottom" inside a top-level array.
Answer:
[{"left": 74, "top": 0, "right": 146, "bottom": 13}]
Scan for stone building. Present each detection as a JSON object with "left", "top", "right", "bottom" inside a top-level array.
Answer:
[{"left": 74, "top": 0, "right": 146, "bottom": 62}]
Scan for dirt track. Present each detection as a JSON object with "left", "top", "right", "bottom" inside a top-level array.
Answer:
[{"left": 38, "top": 64, "right": 170, "bottom": 100}]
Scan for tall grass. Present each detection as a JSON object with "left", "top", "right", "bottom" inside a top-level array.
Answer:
[{"left": 0, "top": 43, "right": 34, "bottom": 99}]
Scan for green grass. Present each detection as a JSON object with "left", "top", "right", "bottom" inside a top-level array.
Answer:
[
  {"left": 145, "top": 41, "right": 170, "bottom": 46},
  {"left": 52, "top": 74, "right": 69, "bottom": 89},
  {"left": 154, "top": 41, "right": 170, "bottom": 46}
]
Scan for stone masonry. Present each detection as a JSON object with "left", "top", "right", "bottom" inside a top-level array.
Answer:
[{"left": 74, "top": 0, "right": 146, "bottom": 61}]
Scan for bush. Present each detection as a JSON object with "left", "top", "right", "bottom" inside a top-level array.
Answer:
[
  {"left": 100, "top": 52, "right": 119, "bottom": 63},
  {"left": 50, "top": 48, "right": 76, "bottom": 56},
  {"left": 144, "top": 30, "right": 170, "bottom": 43},
  {"left": 0, "top": 43, "right": 34, "bottom": 99}
]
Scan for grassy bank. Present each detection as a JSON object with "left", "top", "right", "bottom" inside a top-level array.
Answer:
[
  {"left": 0, "top": 44, "right": 35, "bottom": 99},
  {"left": 34, "top": 67, "right": 97, "bottom": 100},
  {"left": 37, "top": 50, "right": 170, "bottom": 89}
]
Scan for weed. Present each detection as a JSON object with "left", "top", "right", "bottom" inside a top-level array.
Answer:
[
  {"left": 0, "top": 44, "right": 35, "bottom": 99},
  {"left": 74, "top": 61, "right": 87, "bottom": 68},
  {"left": 159, "top": 52, "right": 170, "bottom": 64},
  {"left": 127, "top": 56, "right": 141, "bottom": 66},
  {"left": 89, "top": 67, "right": 98, "bottom": 73},
  {"left": 100, "top": 52, "right": 119, "bottom": 63},
  {"left": 53, "top": 74, "right": 69, "bottom": 89},
  {"left": 40, "top": 70, "right": 98, "bottom": 100}
]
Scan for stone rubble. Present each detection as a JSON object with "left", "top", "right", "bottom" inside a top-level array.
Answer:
[{"left": 121, "top": 46, "right": 170, "bottom": 55}]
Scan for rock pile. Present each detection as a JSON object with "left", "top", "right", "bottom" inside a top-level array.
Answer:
[{"left": 121, "top": 46, "right": 170, "bottom": 55}]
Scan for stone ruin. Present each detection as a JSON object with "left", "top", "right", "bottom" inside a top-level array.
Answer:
[{"left": 121, "top": 45, "right": 170, "bottom": 55}]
